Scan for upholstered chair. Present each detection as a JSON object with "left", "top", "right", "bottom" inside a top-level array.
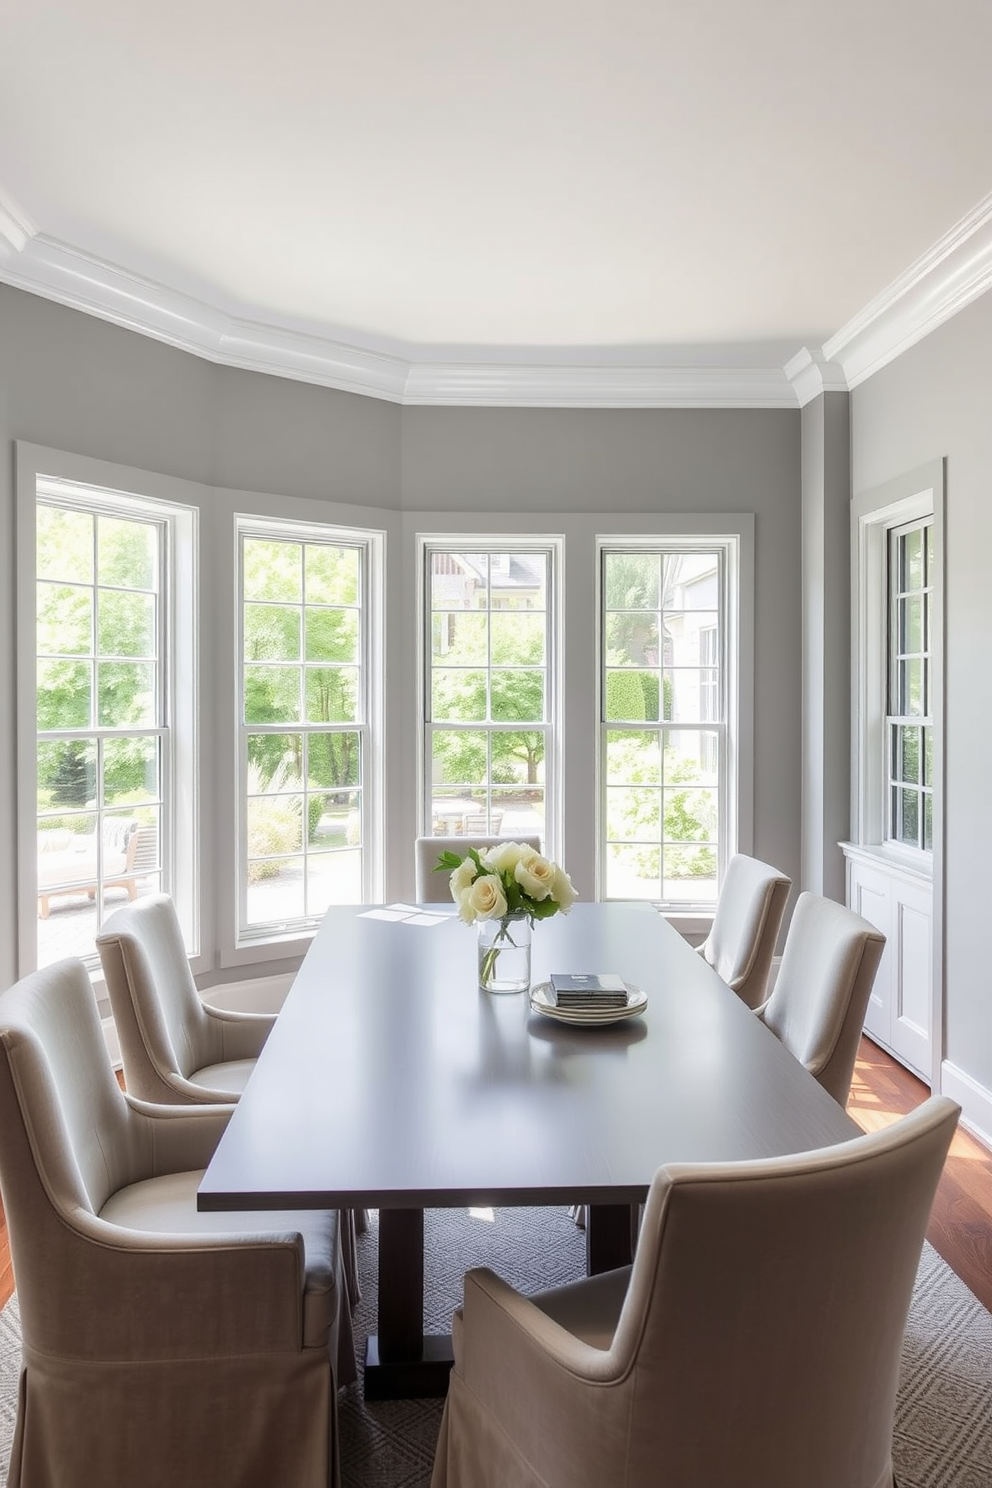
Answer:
[
  {"left": 758, "top": 891, "right": 886, "bottom": 1106},
  {"left": 96, "top": 891, "right": 364, "bottom": 1305},
  {"left": 696, "top": 853, "right": 792, "bottom": 1010},
  {"left": 416, "top": 835, "right": 542, "bottom": 903},
  {"left": 431, "top": 1096, "right": 959, "bottom": 1488},
  {"left": 96, "top": 892, "right": 275, "bottom": 1104},
  {"left": 0, "top": 958, "right": 357, "bottom": 1488}
]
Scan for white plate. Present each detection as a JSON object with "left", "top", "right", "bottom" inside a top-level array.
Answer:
[{"left": 529, "top": 981, "right": 647, "bottom": 1027}]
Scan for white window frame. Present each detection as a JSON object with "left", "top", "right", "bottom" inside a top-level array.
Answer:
[
  {"left": 234, "top": 514, "right": 384, "bottom": 948},
  {"left": 15, "top": 444, "right": 199, "bottom": 976},
  {"left": 596, "top": 532, "right": 742, "bottom": 909},
  {"left": 417, "top": 534, "right": 563, "bottom": 854},
  {"left": 851, "top": 461, "right": 943, "bottom": 872}
]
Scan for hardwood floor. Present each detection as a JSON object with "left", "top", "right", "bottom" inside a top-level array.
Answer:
[
  {"left": 0, "top": 1036, "right": 990, "bottom": 1314},
  {"left": 847, "top": 1037, "right": 992, "bottom": 1313}
]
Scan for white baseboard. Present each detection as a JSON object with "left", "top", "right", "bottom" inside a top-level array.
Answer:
[{"left": 940, "top": 1059, "right": 992, "bottom": 1151}]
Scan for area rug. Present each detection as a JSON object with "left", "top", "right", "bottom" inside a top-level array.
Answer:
[{"left": 1, "top": 1208, "right": 990, "bottom": 1487}]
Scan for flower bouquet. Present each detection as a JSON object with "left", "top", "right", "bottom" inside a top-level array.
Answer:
[{"left": 435, "top": 840, "right": 577, "bottom": 993}]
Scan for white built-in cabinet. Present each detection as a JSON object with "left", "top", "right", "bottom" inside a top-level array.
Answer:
[
  {"left": 847, "top": 460, "right": 943, "bottom": 1090},
  {"left": 842, "top": 845, "right": 932, "bottom": 1080}
]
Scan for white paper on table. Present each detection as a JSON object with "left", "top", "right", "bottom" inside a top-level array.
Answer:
[{"left": 358, "top": 905, "right": 450, "bottom": 926}]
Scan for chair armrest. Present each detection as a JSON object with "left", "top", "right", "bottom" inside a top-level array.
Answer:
[
  {"left": 204, "top": 1005, "right": 277, "bottom": 1062},
  {"left": 123, "top": 1094, "right": 235, "bottom": 1173},
  {"left": 52, "top": 1207, "right": 309, "bottom": 1358},
  {"left": 460, "top": 1266, "right": 621, "bottom": 1386},
  {"left": 452, "top": 1267, "right": 630, "bottom": 1486}
]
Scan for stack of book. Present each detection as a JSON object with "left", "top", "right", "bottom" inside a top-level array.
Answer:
[{"left": 549, "top": 972, "right": 629, "bottom": 1009}]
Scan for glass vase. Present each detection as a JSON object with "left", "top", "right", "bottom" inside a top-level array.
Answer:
[{"left": 478, "top": 913, "right": 532, "bottom": 995}]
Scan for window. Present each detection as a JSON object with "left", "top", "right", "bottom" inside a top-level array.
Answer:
[
  {"left": 600, "top": 543, "right": 731, "bottom": 905},
  {"left": 422, "top": 542, "right": 557, "bottom": 847},
  {"left": 886, "top": 520, "right": 933, "bottom": 852},
  {"left": 851, "top": 462, "right": 941, "bottom": 862},
  {"left": 32, "top": 483, "right": 193, "bottom": 968},
  {"left": 237, "top": 521, "right": 379, "bottom": 939}
]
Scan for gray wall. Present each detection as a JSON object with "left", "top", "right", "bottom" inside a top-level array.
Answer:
[
  {"left": 0, "top": 283, "right": 803, "bottom": 990},
  {"left": 851, "top": 288, "right": 992, "bottom": 1102}
]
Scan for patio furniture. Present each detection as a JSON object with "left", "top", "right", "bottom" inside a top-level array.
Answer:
[{"left": 37, "top": 817, "right": 157, "bottom": 918}]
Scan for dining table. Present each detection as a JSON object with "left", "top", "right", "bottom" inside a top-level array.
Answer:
[{"left": 198, "top": 900, "right": 860, "bottom": 1398}]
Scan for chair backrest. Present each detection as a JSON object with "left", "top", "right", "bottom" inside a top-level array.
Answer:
[
  {"left": 416, "top": 834, "right": 542, "bottom": 903},
  {"left": 96, "top": 892, "right": 217, "bottom": 1100},
  {"left": 605, "top": 1095, "right": 959, "bottom": 1488},
  {"left": 759, "top": 891, "right": 886, "bottom": 1105},
  {"left": 0, "top": 960, "right": 140, "bottom": 1317},
  {"left": 698, "top": 853, "right": 791, "bottom": 1009}
]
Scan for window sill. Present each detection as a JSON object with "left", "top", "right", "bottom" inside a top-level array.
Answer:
[{"left": 840, "top": 841, "right": 933, "bottom": 887}]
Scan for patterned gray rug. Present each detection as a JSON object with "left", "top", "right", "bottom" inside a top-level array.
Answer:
[{"left": 2, "top": 1208, "right": 990, "bottom": 1487}]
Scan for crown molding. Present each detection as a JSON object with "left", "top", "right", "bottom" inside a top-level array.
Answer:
[
  {"left": 783, "top": 347, "right": 849, "bottom": 408},
  {"left": 4, "top": 178, "right": 991, "bottom": 406},
  {"left": 824, "top": 190, "right": 992, "bottom": 388},
  {"left": 0, "top": 189, "right": 796, "bottom": 407},
  {"left": 0, "top": 184, "right": 36, "bottom": 253},
  {"left": 403, "top": 361, "right": 795, "bottom": 407}
]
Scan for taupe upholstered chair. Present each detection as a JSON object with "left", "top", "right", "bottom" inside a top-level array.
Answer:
[
  {"left": 96, "top": 892, "right": 275, "bottom": 1104},
  {"left": 431, "top": 1096, "right": 959, "bottom": 1488},
  {"left": 415, "top": 835, "right": 542, "bottom": 903},
  {"left": 758, "top": 891, "right": 886, "bottom": 1106},
  {"left": 696, "top": 852, "right": 791, "bottom": 1010},
  {"left": 96, "top": 891, "right": 364, "bottom": 1305},
  {"left": 0, "top": 958, "right": 356, "bottom": 1488}
]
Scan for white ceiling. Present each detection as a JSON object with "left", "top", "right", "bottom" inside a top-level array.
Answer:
[{"left": 2, "top": 0, "right": 992, "bottom": 403}]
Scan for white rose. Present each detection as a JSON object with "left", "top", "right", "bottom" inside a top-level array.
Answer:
[
  {"left": 449, "top": 858, "right": 478, "bottom": 898},
  {"left": 483, "top": 840, "right": 527, "bottom": 874},
  {"left": 455, "top": 887, "right": 477, "bottom": 924},
  {"left": 463, "top": 873, "right": 508, "bottom": 922},
  {"left": 550, "top": 865, "right": 577, "bottom": 912},
  {"left": 514, "top": 851, "right": 555, "bottom": 901}
]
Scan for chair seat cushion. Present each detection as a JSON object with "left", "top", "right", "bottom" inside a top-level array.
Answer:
[
  {"left": 99, "top": 1169, "right": 341, "bottom": 1349},
  {"left": 530, "top": 1264, "right": 632, "bottom": 1349},
  {"left": 187, "top": 1059, "right": 257, "bottom": 1096}
]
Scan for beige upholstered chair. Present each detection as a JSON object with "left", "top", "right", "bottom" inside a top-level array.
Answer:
[
  {"left": 758, "top": 891, "right": 886, "bottom": 1106},
  {"left": 696, "top": 852, "right": 792, "bottom": 1010},
  {"left": 96, "top": 891, "right": 364, "bottom": 1304},
  {"left": 431, "top": 1095, "right": 959, "bottom": 1488},
  {"left": 416, "top": 834, "right": 542, "bottom": 903},
  {"left": 0, "top": 958, "right": 356, "bottom": 1488},
  {"left": 96, "top": 892, "right": 275, "bottom": 1104}
]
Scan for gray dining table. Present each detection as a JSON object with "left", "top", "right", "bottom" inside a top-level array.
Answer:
[{"left": 198, "top": 900, "right": 859, "bottom": 1398}]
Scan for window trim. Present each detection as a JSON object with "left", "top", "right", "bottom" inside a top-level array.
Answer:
[
  {"left": 595, "top": 531, "right": 743, "bottom": 909},
  {"left": 416, "top": 533, "right": 563, "bottom": 856},
  {"left": 15, "top": 443, "right": 200, "bottom": 979},
  {"left": 233, "top": 512, "right": 385, "bottom": 950},
  {"left": 851, "top": 460, "right": 943, "bottom": 874}
]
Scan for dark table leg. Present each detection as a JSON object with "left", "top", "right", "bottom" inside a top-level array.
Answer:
[
  {"left": 586, "top": 1203, "right": 636, "bottom": 1275},
  {"left": 363, "top": 1207, "right": 454, "bottom": 1400}
]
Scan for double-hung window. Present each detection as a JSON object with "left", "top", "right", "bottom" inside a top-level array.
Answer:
[
  {"left": 600, "top": 540, "right": 734, "bottom": 905},
  {"left": 886, "top": 520, "right": 934, "bottom": 853},
  {"left": 422, "top": 541, "right": 558, "bottom": 848},
  {"left": 32, "top": 481, "right": 193, "bottom": 968},
  {"left": 236, "top": 520, "right": 379, "bottom": 939}
]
